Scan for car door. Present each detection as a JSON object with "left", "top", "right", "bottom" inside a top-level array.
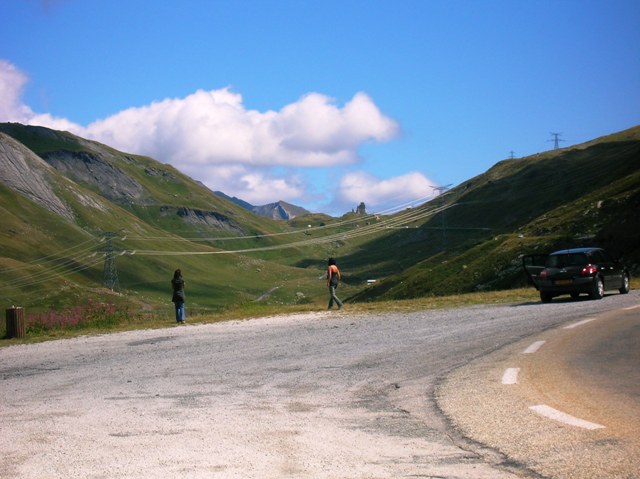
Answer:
[
  {"left": 522, "top": 254, "right": 548, "bottom": 290},
  {"left": 595, "top": 249, "right": 622, "bottom": 288}
]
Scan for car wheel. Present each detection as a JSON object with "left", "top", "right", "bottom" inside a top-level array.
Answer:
[
  {"left": 619, "top": 273, "right": 630, "bottom": 294},
  {"left": 590, "top": 277, "right": 604, "bottom": 300},
  {"left": 540, "top": 292, "right": 552, "bottom": 303}
]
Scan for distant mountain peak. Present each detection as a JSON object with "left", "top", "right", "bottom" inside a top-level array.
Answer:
[{"left": 214, "top": 192, "right": 311, "bottom": 220}]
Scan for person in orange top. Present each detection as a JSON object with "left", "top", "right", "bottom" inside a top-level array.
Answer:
[{"left": 327, "top": 257, "right": 344, "bottom": 310}]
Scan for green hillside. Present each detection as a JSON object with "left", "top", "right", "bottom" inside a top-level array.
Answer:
[
  {"left": 348, "top": 127, "right": 640, "bottom": 300},
  {"left": 0, "top": 124, "right": 333, "bottom": 314},
  {"left": 1, "top": 122, "right": 638, "bottom": 319}
]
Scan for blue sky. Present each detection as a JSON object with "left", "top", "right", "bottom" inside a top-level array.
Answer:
[{"left": 1, "top": 0, "right": 639, "bottom": 215}]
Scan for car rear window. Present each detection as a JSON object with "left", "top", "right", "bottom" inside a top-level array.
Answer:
[{"left": 546, "top": 253, "right": 588, "bottom": 268}]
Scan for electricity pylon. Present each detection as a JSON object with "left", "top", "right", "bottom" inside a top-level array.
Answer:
[
  {"left": 99, "top": 232, "right": 120, "bottom": 291},
  {"left": 431, "top": 184, "right": 452, "bottom": 196},
  {"left": 549, "top": 132, "right": 565, "bottom": 149}
]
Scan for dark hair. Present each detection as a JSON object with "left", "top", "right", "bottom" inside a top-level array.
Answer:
[
  {"left": 173, "top": 269, "right": 182, "bottom": 280},
  {"left": 328, "top": 258, "right": 336, "bottom": 266}
]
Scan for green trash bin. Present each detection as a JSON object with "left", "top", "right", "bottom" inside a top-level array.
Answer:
[{"left": 6, "top": 307, "right": 25, "bottom": 339}]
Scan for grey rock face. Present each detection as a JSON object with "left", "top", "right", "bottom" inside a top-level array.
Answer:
[{"left": 0, "top": 133, "right": 75, "bottom": 221}]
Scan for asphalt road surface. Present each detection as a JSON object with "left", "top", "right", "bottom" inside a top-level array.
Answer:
[{"left": 1, "top": 290, "right": 638, "bottom": 479}]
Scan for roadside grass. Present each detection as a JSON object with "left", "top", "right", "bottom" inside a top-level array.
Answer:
[{"left": 2, "top": 279, "right": 637, "bottom": 347}]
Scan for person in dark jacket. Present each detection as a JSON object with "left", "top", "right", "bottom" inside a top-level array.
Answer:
[
  {"left": 171, "top": 269, "right": 186, "bottom": 323},
  {"left": 327, "top": 258, "right": 343, "bottom": 310}
]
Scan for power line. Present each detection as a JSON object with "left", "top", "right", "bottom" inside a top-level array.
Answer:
[
  {"left": 124, "top": 202, "right": 459, "bottom": 257},
  {"left": 0, "top": 195, "right": 446, "bottom": 290},
  {"left": 431, "top": 184, "right": 452, "bottom": 250},
  {"left": 1, "top": 151, "right": 624, "bottom": 291},
  {"left": 123, "top": 193, "right": 438, "bottom": 243},
  {"left": 0, "top": 237, "right": 98, "bottom": 274},
  {"left": 0, "top": 256, "right": 104, "bottom": 291}
]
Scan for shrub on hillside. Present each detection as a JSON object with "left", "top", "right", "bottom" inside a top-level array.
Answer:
[{"left": 27, "top": 300, "right": 134, "bottom": 333}]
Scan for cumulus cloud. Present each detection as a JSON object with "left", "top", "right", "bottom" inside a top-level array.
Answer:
[
  {"left": 272, "top": 92, "right": 398, "bottom": 156},
  {"left": 0, "top": 60, "right": 82, "bottom": 132},
  {"left": 231, "top": 170, "right": 305, "bottom": 205},
  {"left": 1, "top": 61, "right": 399, "bottom": 170},
  {"left": 1, "top": 60, "right": 438, "bottom": 212},
  {"left": 0, "top": 60, "right": 29, "bottom": 121},
  {"left": 82, "top": 89, "right": 399, "bottom": 171},
  {"left": 183, "top": 163, "right": 305, "bottom": 205},
  {"left": 336, "top": 171, "right": 438, "bottom": 213}
]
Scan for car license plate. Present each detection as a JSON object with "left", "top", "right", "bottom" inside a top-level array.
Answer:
[{"left": 555, "top": 279, "right": 573, "bottom": 285}]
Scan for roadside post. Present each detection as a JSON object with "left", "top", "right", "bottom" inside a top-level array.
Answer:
[{"left": 6, "top": 306, "right": 26, "bottom": 339}]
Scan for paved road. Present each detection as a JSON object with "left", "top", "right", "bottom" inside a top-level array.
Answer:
[
  {"left": 1, "top": 290, "right": 638, "bottom": 478},
  {"left": 440, "top": 296, "right": 640, "bottom": 479}
]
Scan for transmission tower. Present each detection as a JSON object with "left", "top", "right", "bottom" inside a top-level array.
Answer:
[
  {"left": 549, "top": 132, "right": 565, "bottom": 149},
  {"left": 431, "top": 184, "right": 452, "bottom": 196},
  {"left": 99, "top": 232, "right": 120, "bottom": 291}
]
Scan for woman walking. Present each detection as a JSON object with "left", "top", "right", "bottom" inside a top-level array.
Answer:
[
  {"left": 171, "top": 269, "right": 186, "bottom": 323},
  {"left": 327, "top": 258, "right": 343, "bottom": 310}
]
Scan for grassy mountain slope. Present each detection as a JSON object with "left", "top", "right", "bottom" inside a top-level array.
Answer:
[
  {"left": 0, "top": 123, "right": 285, "bottom": 242},
  {"left": 0, "top": 124, "right": 330, "bottom": 313},
  {"left": 1, "top": 122, "right": 638, "bottom": 315},
  {"left": 348, "top": 126, "right": 640, "bottom": 300}
]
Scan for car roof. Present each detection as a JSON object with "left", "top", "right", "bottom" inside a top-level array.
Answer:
[{"left": 549, "top": 247, "right": 602, "bottom": 255}]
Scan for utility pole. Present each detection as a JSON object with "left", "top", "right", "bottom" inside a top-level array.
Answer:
[
  {"left": 99, "top": 232, "right": 120, "bottom": 291},
  {"left": 549, "top": 132, "right": 565, "bottom": 150},
  {"left": 431, "top": 184, "right": 452, "bottom": 251}
]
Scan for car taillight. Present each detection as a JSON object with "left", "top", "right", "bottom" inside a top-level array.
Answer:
[
  {"left": 581, "top": 264, "right": 598, "bottom": 276},
  {"left": 540, "top": 269, "right": 548, "bottom": 279}
]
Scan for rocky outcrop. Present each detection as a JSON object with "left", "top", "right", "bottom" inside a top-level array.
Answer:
[
  {"left": 0, "top": 133, "right": 75, "bottom": 221},
  {"left": 160, "top": 206, "right": 245, "bottom": 233},
  {"left": 43, "top": 150, "right": 146, "bottom": 204}
]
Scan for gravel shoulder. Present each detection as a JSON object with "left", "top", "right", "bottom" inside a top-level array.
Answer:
[{"left": 0, "top": 312, "right": 522, "bottom": 479}]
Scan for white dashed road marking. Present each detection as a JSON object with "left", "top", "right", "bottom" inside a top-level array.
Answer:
[
  {"left": 523, "top": 340, "right": 545, "bottom": 354},
  {"left": 501, "top": 368, "right": 520, "bottom": 385},
  {"left": 529, "top": 404, "right": 605, "bottom": 430},
  {"left": 623, "top": 305, "right": 640, "bottom": 310},
  {"left": 564, "top": 317, "right": 598, "bottom": 329}
]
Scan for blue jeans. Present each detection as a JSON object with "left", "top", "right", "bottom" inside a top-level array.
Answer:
[
  {"left": 328, "top": 286, "right": 343, "bottom": 309},
  {"left": 175, "top": 302, "right": 185, "bottom": 322}
]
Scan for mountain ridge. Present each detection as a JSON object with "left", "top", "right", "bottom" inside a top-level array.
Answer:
[
  {"left": 213, "top": 191, "right": 311, "bottom": 220},
  {"left": 0, "top": 122, "right": 317, "bottom": 313},
  {"left": 1, "top": 121, "right": 638, "bottom": 314}
]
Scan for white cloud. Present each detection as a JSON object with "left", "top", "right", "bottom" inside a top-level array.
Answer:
[
  {"left": 1, "top": 60, "right": 424, "bottom": 212},
  {"left": 336, "top": 171, "right": 437, "bottom": 213},
  {"left": 186, "top": 163, "right": 305, "bottom": 205},
  {"left": 272, "top": 92, "right": 399, "bottom": 156},
  {"left": 231, "top": 171, "right": 305, "bottom": 205},
  {"left": 0, "top": 60, "right": 29, "bottom": 121},
  {"left": 1, "top": 61, "right": 399, "bottom": 172},
  {"left": 0, "top": 60, "right": 82, "bottom": 132},
  {"left": 81, "top": 89, "right": 399, "bottom": 171}
]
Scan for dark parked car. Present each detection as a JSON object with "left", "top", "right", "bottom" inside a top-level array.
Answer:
[{"left": 523, "top": 247, "right": 630, "bottom": 303}]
